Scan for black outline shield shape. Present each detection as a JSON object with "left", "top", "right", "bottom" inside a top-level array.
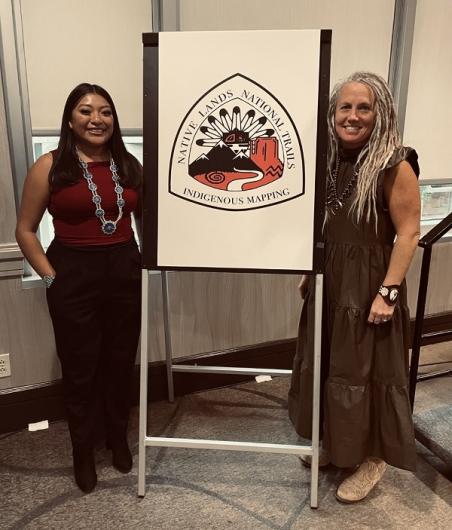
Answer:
[{"left": 169, "top": 73, "right": 305, "bottom": 211}]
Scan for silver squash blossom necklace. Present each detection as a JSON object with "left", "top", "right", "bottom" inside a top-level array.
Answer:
[{"left": 77, "top": 149, "right": 125, "bottom": 235}]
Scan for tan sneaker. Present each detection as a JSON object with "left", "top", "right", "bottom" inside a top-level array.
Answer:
[
  {"left": 336, "top": 457, "right": 386, "bottom": 503},
  {"left": 299, "top": 446, "right": 331, "bottom": 468}
]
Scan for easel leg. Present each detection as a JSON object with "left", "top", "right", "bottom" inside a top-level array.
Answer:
[
  {"left": 138, "top": 269, "right": 149, "bottom": 497},
  {"left": 310, "top": 273, "right": 323, "bottom": 509},
  {"left": 162, "top": 271, "right": 175, "bottom": 402}
]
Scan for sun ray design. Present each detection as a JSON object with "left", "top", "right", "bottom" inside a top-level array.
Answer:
[
  {"left": 219, "top": 108, "right": 232, "bottom": 130},
  {"left": 189, "top": 101, "right": 284, "bottom": 193},
  {"left": 196, "top": 139, "right": 221, "bottom": 147},
  {"left": 197, "top": 106, "right": 274, "bottom": 150},
  {"left": 199, "top": 126, "right": 219, "bottom": 139},
  {"left": 241, "top": 110, "right": 255, "bottom": 131},
  {"left": 207, "top": 116, "right": 226, "bottom": 136},
  {"left": 245, "top": 117, "right": 268, "bottom": 137},
  {"left": 252, "top": 128, "right": 275, "bottom": 138}
]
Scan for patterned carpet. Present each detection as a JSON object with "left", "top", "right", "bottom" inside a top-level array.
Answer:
[
  {"left": 413, "top": 341, "right": 452, "bottom": 471},
  {"left": 1, "top": 376, "right": 452, "bottom": 530}
]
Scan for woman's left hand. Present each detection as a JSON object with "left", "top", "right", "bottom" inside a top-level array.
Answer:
[{"left": 367, "top": 295, "right": 395, "bottom": 325}]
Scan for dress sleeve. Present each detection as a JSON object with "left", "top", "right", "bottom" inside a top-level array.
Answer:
[
  {"left": 377, "top": 146, "right": 420, "bottom": 210},
  {"left": 386, "top": 146, "right": 420, "bottom": 177}
]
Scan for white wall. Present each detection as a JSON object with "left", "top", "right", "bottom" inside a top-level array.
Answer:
[
  {"left": 404, "top": 0, "right": 452, "bottom": 180},
  {"left": 169, "top": 0, "right": 395, "bottom": 88},
  {"left": 20, "top": 0, "right": 152, "bottom": 129}
]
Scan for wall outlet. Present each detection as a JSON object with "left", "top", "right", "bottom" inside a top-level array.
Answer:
[{"left": 0, "top": 353, "right": 11, "bottom": 378}]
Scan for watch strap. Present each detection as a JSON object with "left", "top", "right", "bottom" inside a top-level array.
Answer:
[{"left": 378, "top": 284, "right": 399, "bottom": 305}]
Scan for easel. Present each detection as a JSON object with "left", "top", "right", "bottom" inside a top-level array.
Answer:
[
  {"left": 138, "top": 271, "right": 324, "bottom": 507},
  {"left": 138, "top": 29, "right": 330, "bottom": 509}
]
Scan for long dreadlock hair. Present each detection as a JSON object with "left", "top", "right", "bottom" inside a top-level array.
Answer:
[{"left": 327, "top": 72, "right": 405, "bottom": 226}]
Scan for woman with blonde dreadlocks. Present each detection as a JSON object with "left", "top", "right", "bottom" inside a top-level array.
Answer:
[{"left": 288, "top": 72, "right": 420, "bottom": 503}]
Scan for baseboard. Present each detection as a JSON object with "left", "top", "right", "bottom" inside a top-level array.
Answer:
[
  {"left": 0, "top": 381, "right": 66, "bottom": 436},
  {"left": 1, "top": 311, "right": 451, "bottom": 436},
  {"left": 0, "top": 339, "right": 296, "bottom": 435},
  {"left": 412, "top": 311, "right": 452, "bottom": 345}
]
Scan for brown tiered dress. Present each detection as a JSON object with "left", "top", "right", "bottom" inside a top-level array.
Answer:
[{"left": 288, "top": 146, "right": 419, "bottom": 471}]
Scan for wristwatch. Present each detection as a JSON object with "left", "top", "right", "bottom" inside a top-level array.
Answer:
[
  {"left": 42, "top": 275, "right": 55, "bottom": 288},
  {"left": 378, "top": 284, "right": 400, "bottom": 305}
]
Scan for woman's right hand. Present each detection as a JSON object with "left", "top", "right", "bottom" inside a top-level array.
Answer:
[{"left": 298, "top": 275, "right": 309, "bottom": 299}]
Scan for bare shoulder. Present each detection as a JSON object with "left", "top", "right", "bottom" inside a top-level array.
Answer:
[
  {"left": 384, "top": 159, "right": 420, "bottom": 226},
  {"left": 29, "top": 152, "right": 53, "bottom": 176},
  {"left": 384, "top": 160, "right": 418, "bottom": 199},
  {"left": 24, "top": 152, "right": 53, "bottom": 190},
  {"left": 385, "top": 159, "right": 417, "bottom": 184}
]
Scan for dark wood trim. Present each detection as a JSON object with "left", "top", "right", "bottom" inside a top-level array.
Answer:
[
  {"left": 142, "top": 32, "right": 158, "bottom": 46},
  {"left": 409, "top": 311, "right": 452, "bottom": 346},
  {"left": 142, "top": 32, "right": 159, "bottom": 268},
  {"left": 1, "top": 311, "right": 451, "bottom": 435},
  {"left": 0, "top": 339, "right": 296, "bottom": 435},
  {"left": 312, "top": 30, "right": 331, "bottom": 273},
  {"left": 0, "top": 381, "right": 66, "bottom": 435}
]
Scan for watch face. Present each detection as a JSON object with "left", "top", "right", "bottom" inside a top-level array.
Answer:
[
  {"left": 389, "top": 289, "right": 398, "bottom": 302},
  {"left": 380, "top": 286, "right": 389, "bottom": 297}
]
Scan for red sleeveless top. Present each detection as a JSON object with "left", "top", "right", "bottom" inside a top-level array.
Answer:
[{"left": 48, "top": 161, "right": 139, "bottom": 246}]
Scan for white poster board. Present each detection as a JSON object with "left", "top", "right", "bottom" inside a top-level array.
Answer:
[{"left": 144, "top": 29, "right": 328, "bottom": 272}]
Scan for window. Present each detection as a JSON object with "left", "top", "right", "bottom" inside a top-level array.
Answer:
[{"left": 419, "top": 179, "right": 452, "bottom": 227}]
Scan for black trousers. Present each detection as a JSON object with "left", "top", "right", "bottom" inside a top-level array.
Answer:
[{"left": 46, "top": 238, "right": 141, "bottom": 448}]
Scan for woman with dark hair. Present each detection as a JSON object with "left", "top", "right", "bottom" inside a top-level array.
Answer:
[
  {"left": 16, "top": 83, "right": 142, "bottom": 493},
  {"left": 289, "top": 72, "right": 421, "bottom": 503}
]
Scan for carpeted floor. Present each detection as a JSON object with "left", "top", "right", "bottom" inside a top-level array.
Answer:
[
  {"left": 413, "top": 341, "right": 452, "bottom": 471},
  {"left": 1, "top": 366, "right": 452, "bottom": 530}
]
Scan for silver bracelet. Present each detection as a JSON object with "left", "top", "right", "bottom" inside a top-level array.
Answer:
[{"left": 42, "top": 275, "right": 55, "bottom": 288}]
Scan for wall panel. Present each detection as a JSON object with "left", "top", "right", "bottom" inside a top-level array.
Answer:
[
  {"left": 404, "top": 0, "right": 452, "bottom": 180},
  {"left": 171, "top": 0, "right": 395, "bottom": 87},
  {"left": 20, "top": 0, "right": 152, "bottom": 129},
  {"left": 165, "top": 272, "right": 301, "bottom": 356},
  {"left": 402, "top": 0, "right": 452, "bottom": 320},
  {"left": 0, "top": 71, "right": 17, "bottom": 243},
  {"left": 404, "top": 0, "right": 452, "bottom": 179},
  {"left": 406, "top": 242, "right": 452, "bottom": 317}
]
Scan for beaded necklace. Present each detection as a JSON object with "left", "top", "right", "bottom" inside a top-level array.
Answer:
[
  {"left": 326, "top": 154, "right": 359, "bottom": 214},
  {"left": 76, "top": 150, "right": 125, "bottom": 235}
]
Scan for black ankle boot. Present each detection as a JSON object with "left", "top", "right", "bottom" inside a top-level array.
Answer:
[
  {"left": 107, "top": 439, "right": 133, "bottom": 473},
  {"left": 73, "top": 447, "right": 97, "bottom": 493}
]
